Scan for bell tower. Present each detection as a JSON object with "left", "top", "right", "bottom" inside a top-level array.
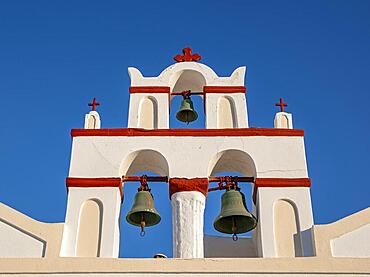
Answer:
[{"left": 63, "top": 48, "right": 315, "bottom": 259}]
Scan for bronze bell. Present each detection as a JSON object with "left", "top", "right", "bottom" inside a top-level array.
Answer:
[
  {"left": 176, "top": 95, "right": 198, "bottom": 124},
  {"left": 213, "top": 188, "right": 257, "bottom": 240},
  {"left": 126, "top": 190, "right": 161, "bottom": 236}
]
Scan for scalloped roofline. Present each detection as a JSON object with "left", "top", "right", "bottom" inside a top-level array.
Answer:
[{"left": 128, "top": 62, "right": 246, "bottom": 88}]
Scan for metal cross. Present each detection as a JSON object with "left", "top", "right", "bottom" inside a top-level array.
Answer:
[
  {"left": 174, "top": 47, "right": 201, "bottom": 62},
  {"left": 88, "top": 97, "right": 100, "bottom": 111},
  {"left": 275, "top": 97, "right": 288, "bottom": 112}
]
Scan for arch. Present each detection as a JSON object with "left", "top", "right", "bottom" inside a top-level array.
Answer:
[
  {"left": 273, "top": 199, "right": 302, "bottom": 257},
  {"left": 76, "top": 199, "right": 103, "bottom": 257},
  {"left": 217, "top": 96, "right": 237, "bottom": 128},
  {"left": 120, "top": 149, "right": 169, "bottom": 176},
  {"left": 138, "top": 97, "right": 158, "bottom": 129},
  {"left": 208, "top": 149, "right": 257, "bottom": 177},
  {"left": 87, "top": 115, "right": 97, "bottom": 129},
  {"left": 170, "top": 70, "right": 207, "bottom": 93}
]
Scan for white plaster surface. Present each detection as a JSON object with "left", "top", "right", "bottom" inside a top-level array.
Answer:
[
  {"left": 60, "top": 187, "right": 121, "bottom": 258},
  {"left": 0, "top": 219, "right": 45, "bottom": 257},
  {"left": 127, "top": 62, "right": 248, "bottom": 130},
  {"left": 84, "top": 111, "right": 101, "bottom": 129},
  {"left": 69, "top": 136, "right": 308, "bottom": 179},
  {"left": 171, "top": 191, "right": 205, "bottom": 258},
  {"left": 331, "top": 224, "right": 370, "bottom": 257},
  {"left": 128, "top": 62, "right": 246, "bottom": 87},
  {"left": 128, "top": 94, "right": 169, "bottom": 129},
  {"left": 256, "top": 187, "right": 314, "bottom": 258},
  {"left": 274, "top": 112, "right": 293, "bottom": 129},
  {"left": 206, "top": 93, "right": 248, "bottom": 128},
  {"left": 204, "top": 235, "right": 257, "bottom": 257}
]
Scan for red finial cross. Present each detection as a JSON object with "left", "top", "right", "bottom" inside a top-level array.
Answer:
[
  {"left": 174, "top": 47, "right": 201, "bottom": 62},
  {"left": 275, "top": 97, "right": 288, "bottom": 112},
  {"left": 88, "top": 97, "right": 100, "bottom": 111}
]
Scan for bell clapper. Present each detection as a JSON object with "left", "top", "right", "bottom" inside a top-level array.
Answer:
[
  {"left": 232, "top": 216, "right": 238, "bottom": 241},
  {"left": 140, "top": 214, "right": 146, "bottom": 237}
]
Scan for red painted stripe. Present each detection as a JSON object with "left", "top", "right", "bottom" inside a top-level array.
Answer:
[
  {"left": 66, "top": 177, "right": 123, "bottom": 199},
  {"left": 255, "top": 178, "right": 311, "bottom": 187},
  {"left": 71, "top": 128, "right": 304, "bottom": 137},
  {"left": 252, "top": 178, "right": 311, "bottom": 204},
  {"left": 203, "top": 86, "right": 246, "bottom": 93},
  {"left": 129, "top": 86, "right": 170, "bottom": 93}
]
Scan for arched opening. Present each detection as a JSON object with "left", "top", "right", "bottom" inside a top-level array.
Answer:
[
  {"left": 169, "top": 70, "right": 206, "bottom": 128},
  {"left": 76, "top": 199, "right": 103, "bottom": 257},
  {"left": 273, "top": 199, "right": 302, "bottom": 257},
  {"left": 170, "top": 70, "right": 206, "bottom": 92},
  {"left": 217, "top": 97, "right": 237, "bottom": 128},
  {"left": 204, "top": 150, "right": 257, "bottom": 258},
  {"left": 119, "top": 150, "right": 171, "bottom": 258},
  {"left": 138, "top": 97, "right": 158, "bottom": 129},
  {"left": 208, "top": 149, "right": 257, "bottom": 177},
  {"left": 120, "top": 149, "right": 169, "bottom": 177}
]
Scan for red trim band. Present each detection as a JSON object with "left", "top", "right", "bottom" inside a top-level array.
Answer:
[
  {"left": 169, "top": 178, "right": 209, "bottom": 198},
  {"left": 66, "top": 177, "right": 123, "bottom": 199},
  {"left": 129, "top": 86, "right": 171, "bottom": 94},
  {"left": 203, "top": 86, "right": 246, "bottom": 94},
  {"left": 129, "top": 86, "right": 246, "bottom": 94},
  {"left": 252, "top": 178, "right": 311, "bottom": 204},
  {"left": 71, "top": 128, "right": 304, "bottom": 137}
]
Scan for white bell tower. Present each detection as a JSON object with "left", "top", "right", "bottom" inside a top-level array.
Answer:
[{"left": 63, "top": 48, "right": 315, "bottom": 259}]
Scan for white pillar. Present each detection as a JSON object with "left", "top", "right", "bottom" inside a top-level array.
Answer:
[
  {"left": 171, "top": 191, "right": 206, "bottom": 258},
  {"left": 60, "top": 179, "right": 122, "bottom": 258}
]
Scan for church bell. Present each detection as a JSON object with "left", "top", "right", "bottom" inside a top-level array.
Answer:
[
  {"left": 213, "top": 188, "right": 257, "bottom": 240},
  {"left": 126, "top": 190, "right": 161, "bottom": 236},
  {"left": 176, "top": 94, "right": 198, "bottom": 124}
]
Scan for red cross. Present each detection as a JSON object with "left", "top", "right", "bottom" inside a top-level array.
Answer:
[
  {"left": 275, "top": 97, "right": 288, "bottom": 112},
  {"left": 174, "top": 47, "right": 201, "bottom": 62},
  {"left": 88, "top": 97, "right": 100, "bottom": 111}
]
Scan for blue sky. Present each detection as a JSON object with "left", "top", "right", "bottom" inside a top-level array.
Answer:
[{"left": 0, "top": 1, "right": 369, "bottom": 258}]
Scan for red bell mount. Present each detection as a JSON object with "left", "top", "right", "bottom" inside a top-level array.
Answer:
[
  {"left": 122, "top": 175, "right": 254, "bottom": 192},
  {"left": 208, "top": 176, "right": 255, "bottom": 192},
  {"left": 122, "top": 175, "right": 169, "bottom": 192},
  {"left": 171, "top": 90, "right": 204, "bottom": 97}
]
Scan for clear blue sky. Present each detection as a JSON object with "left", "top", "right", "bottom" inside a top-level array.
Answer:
[{"left": 0, "top": 1, "right": 369, "bottom": 258}]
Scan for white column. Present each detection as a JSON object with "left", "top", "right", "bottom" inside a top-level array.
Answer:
[{"left": 171, "top": 191, "right": 206, "bottom": 258}]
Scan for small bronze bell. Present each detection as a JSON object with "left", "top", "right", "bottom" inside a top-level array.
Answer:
[
  {"left": 176, "top": 93, "right": 198, "bottom": 124},
  {"left": 126, "top": 190, "right": 161, "bottom": 236},
  {"left": 213, "top": 188, "right": 257, "bottom": 240}
]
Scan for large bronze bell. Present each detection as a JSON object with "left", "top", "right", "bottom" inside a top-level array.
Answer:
[
  {"left": 176, "top": 96, "right": 198, "bottom": 124},
  {"left": 126, "top": 190, "right": 161, "bottom": 235},
  {"left": 213, "top": 189, "right": 257, "bottom": 239}
]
